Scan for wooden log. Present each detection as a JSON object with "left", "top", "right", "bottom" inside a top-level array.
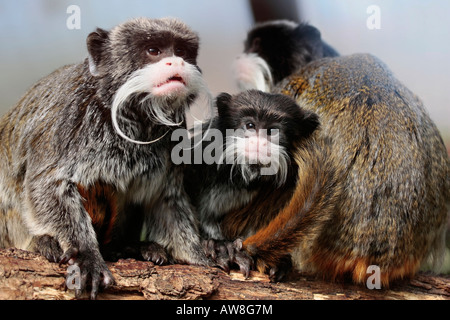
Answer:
[{"left": 0, "top": 248, "right": 448, "bottom": 300}]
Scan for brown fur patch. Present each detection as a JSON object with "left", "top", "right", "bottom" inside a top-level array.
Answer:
[{"left": 77, "top": 183, "right": 117, "bottom": 245}]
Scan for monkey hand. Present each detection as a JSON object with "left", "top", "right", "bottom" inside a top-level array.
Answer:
[
  {"left": 203, "top": 238, "right": 254, "bottom": 278},
  {"left": 245, "top": 243, "right": 293, "bottom": 282},
  {"left": 102, "top": 241, "right": 169, "bottom": 265},
  {"left": 140, "top": 241, "right": 169, "bottom": 265},
  {"left": 59, "top": 246, "right": 115, "bottom": 299},
  {"left": 34, "top": 235, "right": 64, "bottom": 263},
  {"left": 263, "top": 255, "right": 293, "bottom": 282}
]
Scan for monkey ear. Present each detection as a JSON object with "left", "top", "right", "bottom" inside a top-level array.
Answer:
[
  {"left": 298, "top": 109, "right": 320, "bottom": 140},
  {"left": 86, "top": 28, "right": 109, "bottom": 76},
  {"left": 248, "top": 37, "right": 261, "bottom": 53},
  {"left": 216, "top": 93, "right": 232, "bottom": 118}
]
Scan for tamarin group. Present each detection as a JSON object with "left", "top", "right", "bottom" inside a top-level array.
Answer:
[
  {"left": 0, "top": 18, "right": 213, "bottom": 299},
  {"left": 0, "top": 15, "right": 448, "bottom": 298},
  {"left": 207, "top": 20, "right": 450, "bottom": 286}
]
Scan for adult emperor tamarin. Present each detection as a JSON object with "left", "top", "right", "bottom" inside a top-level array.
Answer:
[
  {"left": 220, "top": 20, "right": 450, "bottom": 286},
  {"left": 0, "top": 17, "right": 212, "bottom": 298}
]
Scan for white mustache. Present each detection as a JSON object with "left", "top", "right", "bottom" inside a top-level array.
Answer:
[
  {"left": 218, "top": 134, "right": 289, "bottom": 186},
  {"left": 111, "top": 57, "right": 208, "bottom": 145}
]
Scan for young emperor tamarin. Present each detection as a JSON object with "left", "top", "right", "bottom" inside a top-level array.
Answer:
[
  {"left": 222, "top": 20, "right": 450, "bottom": 286},
  {"left": 183, "top": 90, "right": 320, "bottom": 275},
  {"left": 0, "top": 17, "right": 212, "bottom": 298}
]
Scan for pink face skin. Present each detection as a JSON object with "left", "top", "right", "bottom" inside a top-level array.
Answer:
[
  {"left": 245, "top": 134, "right": 272, "bottom": 164},
  {"left": 151, "top": 57, "right": 189, "bottom": 97},
  {"left": 110, "top": 54, "right": 204, "bottom": 145}
]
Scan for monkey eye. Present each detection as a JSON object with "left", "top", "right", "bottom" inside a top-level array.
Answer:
[
  {"left": 147, "top": 47, "right": 162, "bottom": 56},
  {"left": 174, "top": 47, "right": 186, "bottom": 57},
  {"left": 245, "top": 122, "right": 256, "bottom": 131}
]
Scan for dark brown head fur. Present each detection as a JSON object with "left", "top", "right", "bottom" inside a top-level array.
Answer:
[{"left": 87, "top": 17, "right": 200, "bottom": 101}]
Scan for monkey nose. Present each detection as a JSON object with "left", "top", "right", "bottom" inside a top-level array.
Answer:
[{"left": 165, "top": 57, "right": 185, "bottom": 67}]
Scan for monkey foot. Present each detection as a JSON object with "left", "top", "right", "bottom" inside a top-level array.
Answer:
[
  {"left": 242, "top": 244, "right": 293, "bottom": 282},
  {"left": 203, "top": 238, "right": 254, "bottom": 278},
  {"left": 140, "top": 241, "right": 169, "bottom": 265},
  {"left": 34, "top": 235, "right": 64, "bottom": 263},
  {"left": 59, "top": 246, "right": 115, "bottom": 300},
  {"left": 265, "top": 255, "right": 293, "bottom": 282}
]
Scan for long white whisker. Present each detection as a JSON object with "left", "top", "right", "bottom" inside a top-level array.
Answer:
[
  {"left": 215, "top": 133, "right": 290, "bottom": 186},
  {"left": 111, "top": 59, "right": 208, "bottom": 145}
]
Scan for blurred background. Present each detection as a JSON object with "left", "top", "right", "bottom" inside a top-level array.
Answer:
[{"left": 0, "top": 0, "right": 449, "bottom": 149}]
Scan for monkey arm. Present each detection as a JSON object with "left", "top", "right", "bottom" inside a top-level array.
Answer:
[
  {"left": 23, "top": 170, "right": 114, "bottom": 299},
  {"left": 143, "top": 164, "right": 211, "bottom": 266},
  {"left": 242, "top": 138, "right": 340, "bottom": 276}
]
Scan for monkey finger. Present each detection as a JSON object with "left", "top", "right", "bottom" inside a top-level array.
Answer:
[
  {"left": 225, "top": 241, "right": 236, "bottom": 261},
  {"left": 141, "top": 241, "right": 169, "bottom": 265},
  {"left": 202, "top": 239, "right": 217, "bottom": 260},
  {"left": 214, "top": 255, "right": 231, "bottom": 274},
  {"left": 90, "top": 274, "right": 100, "bottom": 300},
  {"left": 75, "top": 288, "right": 83, "bottom": 299},
  {"left": 50, "top": 243, "right": 64, "bottom": 263},
  {"left": 233, "top": 238, "right": 244, "bottom": 251},
  {"left": 268, "top": 256, "right": 292, "bottom": 282},
  {"left": 35, "top": 235, "right": 64, "bottom": 263},
  {"left": 74, "top": 271, "right": 89, "bottom": 299},
  {"left": 102, "top": 271, "right": 115, "bottom": 288},
  {"left": 217, "top": 241, "right": 228, "bottom": 256},
  {"left": 59, "top": 247, "right": 79, "bottom": 266},
  {"left": 91, "top": 266, "right": 115, "bottom": 299},
  {"left": 151, "top": 253, "right": 167, "bottom": 265},
  {"left": 268, "top": 266, "right": 284, "bottom": 282},
  {"left": 234, "top": 251, "right": 254, "bottom": 279}
]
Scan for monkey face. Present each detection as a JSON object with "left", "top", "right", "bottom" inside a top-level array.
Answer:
[
  {"left": 87, "top": 18, "right": 199, "bottom": 85},
  {"left": 109, "top": 19, "right": 201, "bottom": 100},
  {"left": 149, "top": 57, "right": 194, "bottom": 98},
  {"left": 86, "top": 18, "right": 208, "bottom": 144},
  {"left": 216, "top": 90, "right": 319, "bottom": 186},
  {"left": 87, "top": 17, "right": 202, "bottom": 101}
]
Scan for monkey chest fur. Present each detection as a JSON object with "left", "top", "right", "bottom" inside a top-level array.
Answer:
[{"left": 73, "top": 144, "right": 169, "bottom": 245}]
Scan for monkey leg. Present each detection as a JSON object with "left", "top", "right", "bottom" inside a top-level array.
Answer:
[
  {"left": 143, "top": 166, "right": 211, "bottom": 267},
  {"left": 144, "top": 201, "right": 210, "bottom": 266},
  {"left": 31, "top": 234, "right": 64, "bottom": 263},
  {"left": 24, "top": 176, "right": 114, "bottom": 299},
  {"left": 98, "top": 202, "right": 170, "bottom": 265}
]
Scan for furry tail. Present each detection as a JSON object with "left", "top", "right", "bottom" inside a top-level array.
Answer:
[{"left": 242, "top": 137, "right": 339, "bottom": 272}]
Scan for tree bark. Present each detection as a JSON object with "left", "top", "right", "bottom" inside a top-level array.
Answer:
[{"left": 0, "top": 248, "right": 448, "bottom": 300}]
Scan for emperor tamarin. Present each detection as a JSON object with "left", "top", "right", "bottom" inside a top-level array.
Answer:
[{"left": 0, "top": 17, "right": 212, "bottom": 299}]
